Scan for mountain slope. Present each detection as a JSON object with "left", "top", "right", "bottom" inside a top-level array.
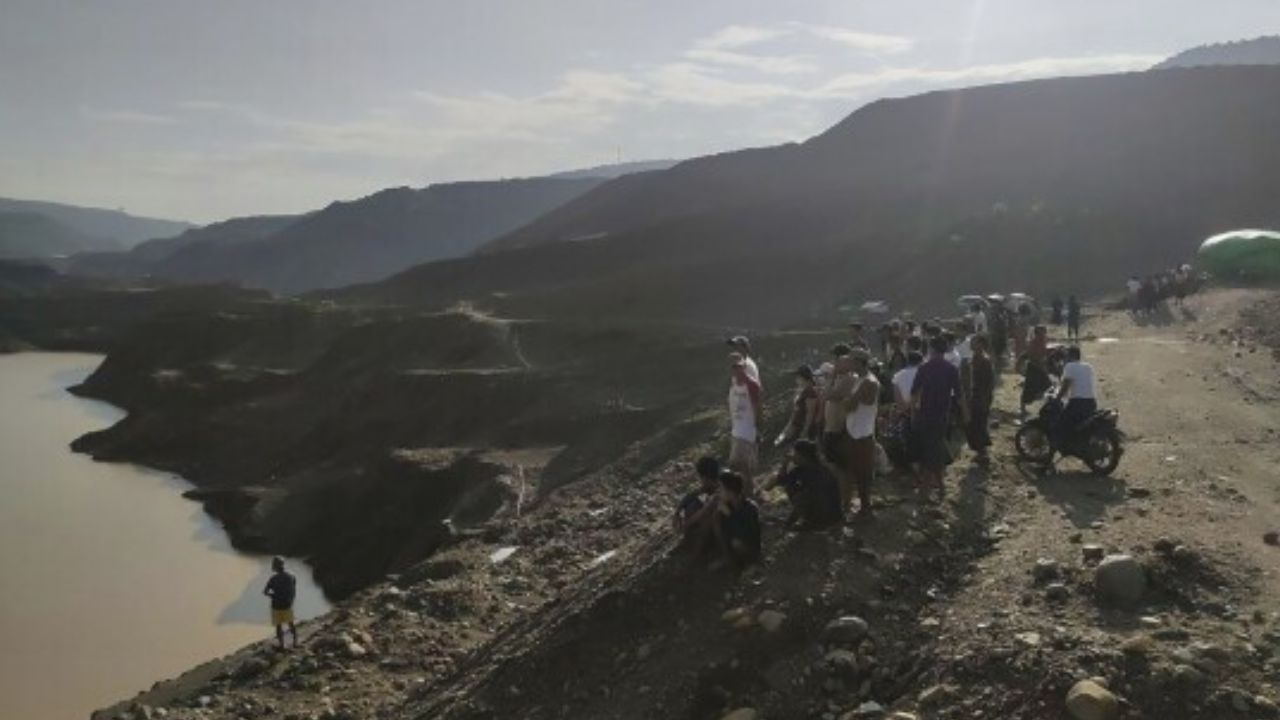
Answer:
[
  {"left": 1154, "top": 35, "right": 1280, "bottom": 70},
  {"left": 0, "top": 197, "right": 192, "bottom": 248},
  {"left": 0, "top": 211, "right": 122, "bottom": 258},
  {"left": 346, "top": 65, "right": 1280, "bottom": 325}
]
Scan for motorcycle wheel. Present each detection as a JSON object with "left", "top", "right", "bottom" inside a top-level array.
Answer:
[
  {"left": 1083, "top": 428, "right": 1124, "bottom": 476},
  {"left": 1014, "top": 423, "right": 1053, "bottom": 464}
]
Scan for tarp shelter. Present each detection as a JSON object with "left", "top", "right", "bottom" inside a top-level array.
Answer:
[{"left": 1198, "top": 229, "right": 1280, "bottom": 280}]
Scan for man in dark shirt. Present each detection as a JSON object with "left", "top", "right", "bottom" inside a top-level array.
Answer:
[
  {"left": 911, "top": 336, "right": 968, "bottom": 498},
  {"left": 966, "top": 335, "right": 996, "bottom": 464},
  {"left": 712, "top": 471, "right": 761, "bottom": 569},
  {"left": 1066, "top": 296, "right": 1082, "bottom": 341},
  {"left": 765, "top": 439, "right": 843, "bottom": 529},
  {"left": 673, "top": 456, "right": 722, "bottom": 557},
  {"left": 264, "top": 557, "right": 298, "bottom": 649}
]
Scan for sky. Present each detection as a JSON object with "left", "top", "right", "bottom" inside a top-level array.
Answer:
[{"left": 2, "top": 1, "right": 1278, "bottom": 223}]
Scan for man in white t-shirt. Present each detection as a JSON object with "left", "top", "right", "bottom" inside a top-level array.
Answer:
[
  {"left": 1126, "top": 276, "right": 1142, "bottom": 311},
  {"left": 1055, "top": 345, "right": 1098, "bottom": 442}
]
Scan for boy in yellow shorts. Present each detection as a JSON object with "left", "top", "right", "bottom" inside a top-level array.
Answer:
[{"left": 263, "top": 557, "right": 298, "bottom": 649}]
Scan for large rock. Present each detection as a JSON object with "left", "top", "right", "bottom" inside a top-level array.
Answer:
[
  {"left": 1066, "top": 680, "right": 1119, "bottom": 720},
  {"left": 824, "top": 616, "right": 870, "bottom": 645},
  {"left": 1095, "top": 555, "right": 1147, "bottom": 606}
]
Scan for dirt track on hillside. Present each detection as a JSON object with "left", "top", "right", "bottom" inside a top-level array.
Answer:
[{"left": 97, "top": 288, "right": 1280, "bottom": 720}]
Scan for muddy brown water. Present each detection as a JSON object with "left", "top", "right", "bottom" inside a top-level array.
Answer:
[{"left": 0, "top": 353, "right": 328, "bottom": 720}]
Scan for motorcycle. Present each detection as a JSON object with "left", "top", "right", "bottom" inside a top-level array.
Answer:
[{"left": 1014, "top": 396, "right": 1125, "bottom": 475}]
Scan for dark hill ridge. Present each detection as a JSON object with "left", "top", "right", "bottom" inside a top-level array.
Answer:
[
  {"left": 1153, "top": 35, "right": 1280, "bottom": 70},
  {"left": 0, "top": 196, "right": 192, "bottom": 249},
  {"left": 342, "top": 65, "right": 1280, "bottom": 325}
]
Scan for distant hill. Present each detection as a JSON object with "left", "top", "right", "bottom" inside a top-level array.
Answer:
[
  {"left": 0, "top": 197, "right": 192, "bottom": 249},
  {"left": 1153, "top": 36, "right": 1280, "bottom": 70},
  {"left": 0, "top": 211, "right": 122, "bottom": 259},
  {"left": 67, "top": 214, "right": 302, "bottom": 278},
  {"left": 340, "top": 65, "right": 1280, "bottom": 326},
  {"left": 70, "top": 178, "right": 605, "bottom": 294},
  {"left": 64, "top": 159, "right": 676, "bottom": 292}
]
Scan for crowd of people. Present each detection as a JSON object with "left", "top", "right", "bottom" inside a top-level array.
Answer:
[
  {"left": 674, "top": 301, "right": 1100, "bottom": 571},
  {"left": 1126, "top": 264, "right": 1199, "bottom": 314}
]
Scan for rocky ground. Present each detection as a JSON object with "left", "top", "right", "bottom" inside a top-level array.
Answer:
[{"left": 94, "top": 287, "right": 1280, "bottom": 720}]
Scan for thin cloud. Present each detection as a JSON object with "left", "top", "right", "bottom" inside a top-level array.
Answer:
[
  {"left": 803, "top": 25, "right": 916, "bottom": 55},
  {"left": 80, "top": 108, "right": 176, "bottom": 125},
  {"left": 697, "top": 24, "right": 790, "bottom": 50}
]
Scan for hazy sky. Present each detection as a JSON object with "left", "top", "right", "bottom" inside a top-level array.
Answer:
[{"left": 2, "top": 1, "right": 1277, "bottom": 222}]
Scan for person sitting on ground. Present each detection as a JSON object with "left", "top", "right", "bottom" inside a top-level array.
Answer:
[
  {"left": 264, "top": 556, "right": 298, "bottom": 650},
  {"left": 673, "top": 456, "right": 722, "bottom": 553},
  {"left": 966, "top": 335, "right": 995, "bottom": 464},
  {"left": 711, "top": 471, "right": 762, "bottom": 569},
  {"left": 776, "top": 365, "right": 821, "bottom": 445},
  {"left": 764, "top": 439, "right": 842, "bottom": 529},
  {"left": 911, "top": 336, "right": 967, "bottom": 499},
  {"left": 1054, "top": 345, "right": 1098, "bottom": 449}
]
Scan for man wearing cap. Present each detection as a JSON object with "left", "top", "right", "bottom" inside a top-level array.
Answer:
[
  {"left": 726, "top": 336, "right": 760, "bottom": 386},
  {"left": 727, "top": 351, "right": 762, "bottom": 496},
  {"left": 264, "top": 556, "right": 298, "bottom": 649}
]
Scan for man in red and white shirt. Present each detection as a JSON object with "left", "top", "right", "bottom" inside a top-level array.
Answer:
[{"left": 727, "top": 351, "right": 761, "bottom": 496}]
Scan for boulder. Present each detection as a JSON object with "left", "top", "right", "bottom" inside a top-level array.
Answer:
[
  {"left": 824, "top": 616, "right": 870, "bottom": 645},
  {"left": 1065, "top": 680, "right": 1119, "bottom": 720},
  {"left": 1081, "top": 545, "right": 1106, "bottom": 563},
  {"left": 1095, "top": 555, "right": 1146, "bottom": 606},
  {"left": 1045, "top": 583, "right": 1071, "bottom": 602},
  {"left": 720, "top": 709, "right": 759, "bottom": 720},
  {"left": 757, "top": 610, "right": 786, "bottom": 633},
  {"left": 1033, "top": 558, "right": 1061, "bottom": 582}
]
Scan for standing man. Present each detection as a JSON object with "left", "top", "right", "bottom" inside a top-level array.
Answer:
[
  {"left": 821, "top": 344, "right": 856, "bottom": 475},
  {"left": 966, "top": 335, "right": 996, "bottom": 464},
  {"left": 844, "top": 349, "right": 880, "bottom": 519},
  {"left": 264, "top": 557, "right": 298, "bottom": 650},
  {"left": 1126, "top": 276, "right": 1142, "bottom": 313},
  {"left": 727, "top": 352, "right": 761, "bottom": 496},
  {"left": 726, "top": 336, "right": 760, "bottom": 386},
  {"left": 1066, "top": 296, "right": 1082, "bottom": 341},
  {"left": 911, "top": 337, "right": 967, "bottom": 499},
  {"left": 848, "top": 322, "right": 868, "bottom": 350}
]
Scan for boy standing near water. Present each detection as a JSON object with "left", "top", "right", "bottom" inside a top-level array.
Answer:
[{"left": 264, "top": 556, "right": 298, "bottom": 649}]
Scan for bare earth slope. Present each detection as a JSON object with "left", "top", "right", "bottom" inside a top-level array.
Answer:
[{"left": 96, "top": 287, "right": 1280, "bottom": 720}]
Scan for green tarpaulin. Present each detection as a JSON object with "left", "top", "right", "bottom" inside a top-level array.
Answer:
[{"left": 1198, "top": 229, "right": 1280, "bottom": 280}]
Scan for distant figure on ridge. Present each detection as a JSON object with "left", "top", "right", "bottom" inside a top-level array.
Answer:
[
  {"left": 1066, "top": 296, "right": 1082, "bottom": 341},
  {"left": 1051, "top": 296, "right": 1064, "bottom": 325},
  {"left": 264, "top": 557, "right": 298, "bottom": 650}
]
